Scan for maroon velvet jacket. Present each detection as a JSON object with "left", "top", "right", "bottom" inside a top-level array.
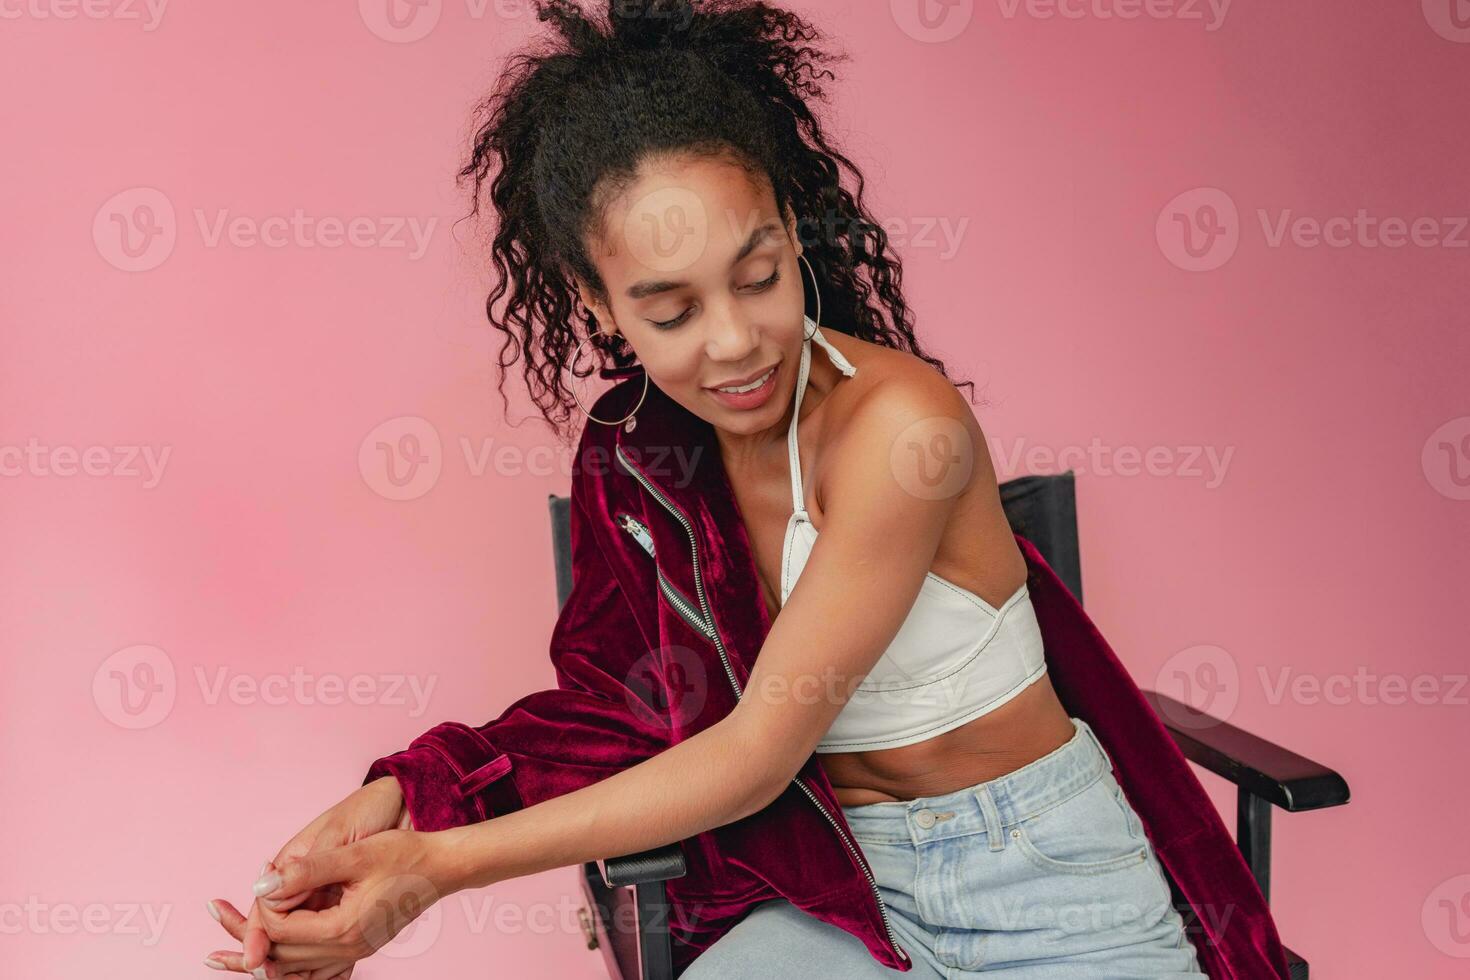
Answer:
[{"left": 363, "top": 376, "right": 1291, "bottom": 979}]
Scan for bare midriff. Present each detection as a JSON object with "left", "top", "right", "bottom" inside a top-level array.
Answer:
[{"left": 816, "top": 673, "right": 1077, "bottom": 806}]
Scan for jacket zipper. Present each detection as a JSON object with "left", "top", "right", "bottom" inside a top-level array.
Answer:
[
  {"left": 617, "top": 512, "right": 718, "bottom": 642},
  {"left": 613, "top": 444, "right": 909, "bottom": 965}
]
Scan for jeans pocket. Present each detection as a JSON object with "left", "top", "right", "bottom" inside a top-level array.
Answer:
[{"left": 1012, "top": 772, "right": 1150, "bottom": 876}]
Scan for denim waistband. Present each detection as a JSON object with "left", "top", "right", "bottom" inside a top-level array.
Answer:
[{"left": 838, "top": 717, "right": 1114, "bottom": 847}]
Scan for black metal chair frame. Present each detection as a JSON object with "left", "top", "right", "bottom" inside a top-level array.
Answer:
[{"left": 549, "top": 471, "right": 1349, "bottom": 980}]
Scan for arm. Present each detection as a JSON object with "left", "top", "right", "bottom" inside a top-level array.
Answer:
[
  {"left": 433, "top": 706, "right": 775, "bottom": 893},
  {"left": 359, "top": 434, "right": 672, "bottom": 833},
  {"left": 431, "top": 368, "right": 983, "bottom": 896}
]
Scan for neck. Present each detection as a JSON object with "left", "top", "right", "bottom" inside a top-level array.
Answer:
[{"left": 712, "top": 336, "right": 836, "bottom": 474}]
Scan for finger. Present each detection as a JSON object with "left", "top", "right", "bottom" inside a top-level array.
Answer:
[
  {"left": 209, "top": 946, "right": 342, "bottom": 979},
  {"left": 242, "top": 898, "right": 272, "bottom": 970},
  {"left": 261, "top": 888, "right": 315, "bottom": 914},
  {"left": 248, "top": 944, "right": 347, "bottom": 973},
  {"left": 207, "top": 899, "right": 249, "bottom": 942},
  {"left": 203, "top": 949, "right": 279, "bottom": 978},
  {"left": 258, "top": 902, "right": 352, "bottom": 947},
  {"left": 257, "top": 846, "right": 358, "bottom": 905}
]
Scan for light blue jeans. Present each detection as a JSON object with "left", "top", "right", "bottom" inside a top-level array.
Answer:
[{"left": 683, "top": 718, "right": 1205, "bottom": 978}]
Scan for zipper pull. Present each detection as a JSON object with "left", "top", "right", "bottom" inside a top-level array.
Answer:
[{"left": 616, "top": 512, "right": 656, "bottom": 559}]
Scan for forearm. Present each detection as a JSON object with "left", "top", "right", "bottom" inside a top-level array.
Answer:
[{"left": 429, "top": 713, "right": 783, "bottom": 895}]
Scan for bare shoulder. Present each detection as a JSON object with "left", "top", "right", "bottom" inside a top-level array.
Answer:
[
  {"left": 822, "top": 331, "right": 986, "bottom": 470},
  {"left": 812, "top": 331, "right": 996, "bottom": 521},
  {"left": 815, "top": 330, "right": 1023, "bottom": 600}
]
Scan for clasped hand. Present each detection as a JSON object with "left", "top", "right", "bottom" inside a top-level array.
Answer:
[{"left": 203, "top": 777, "right": 446, "bottom": 979}]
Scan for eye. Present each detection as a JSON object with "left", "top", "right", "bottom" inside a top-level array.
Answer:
[
  {"left": 745, "top": 267, "right": 781, "bottom": 292},
  {"left": 649, "top": 308, "right": 693, "bottom": 331},
  {"left": 646, "top": 267, "right": 781, "bottom": 331}
]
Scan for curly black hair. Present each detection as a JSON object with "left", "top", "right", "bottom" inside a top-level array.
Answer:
[{"left": 456, "top": 0, "right": 977, "bottom": 443}]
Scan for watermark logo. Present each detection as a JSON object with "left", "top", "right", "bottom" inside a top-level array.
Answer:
[
  {"left": 1153, "top": 644, "right": 1239, "bottom": 729},
  {"left": 891, "top": 0, "right": 975, "bottom": 43},
  {"left": 93, "top": 644, "right": 177, "bottom": 729},
  {"left": 94, "top": 187, "right": 177, "bottom": 272},
  {"left": 625, "top": 644, "right": 709, "bottom": 730},
  {"left": 360, "top": 416, "right": 443, "bottom": 501},
  {"left": 1423, "top": 874, "right": 1470, "bottom": 957},
  {"left": 359, "top": 0, "right": 442, "bottom": 42},
  {"left": 361, "top": 874, "right": 443, "bottom": 958},
  {"left": 890, "top": 415, "right": 976, "bottom": 501},
  {"left": 1423, "top": 0, "right": 1470, "bottom": 43},
  {"left": 622, "top": 184, "right": 710, "bottom": 275},
  {"left": 1422, "top": 416, "right": 1470, "bottom": 500},
  {"left": 1156, "top": 187, "right": 1240, "bottom": 272}
]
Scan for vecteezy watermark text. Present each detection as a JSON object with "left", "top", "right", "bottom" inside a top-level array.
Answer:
[
  {"left": 0, "top": 439, "right": 171, "bottom": 488},
  {"left": 989, "top": 436, "right": 1235, "bottom": 489}
]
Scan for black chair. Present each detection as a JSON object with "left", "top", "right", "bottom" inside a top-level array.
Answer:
[{"left": 548, "top": 472, "right": 1349, "bottom": 979}]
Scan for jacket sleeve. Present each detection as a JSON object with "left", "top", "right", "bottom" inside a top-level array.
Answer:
[{"left": 361, "top": 455, "right": 670, "bottom": 832}]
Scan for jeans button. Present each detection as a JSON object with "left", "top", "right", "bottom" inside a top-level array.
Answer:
[{"left": 914, "top": 808, "right": 936, "bottom": 829}]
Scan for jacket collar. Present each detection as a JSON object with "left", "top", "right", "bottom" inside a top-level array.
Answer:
[{"left": 610, "top": 378, "right": 776, "bottom": 683}]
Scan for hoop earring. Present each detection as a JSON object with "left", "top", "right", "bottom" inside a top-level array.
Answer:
[
  {"left": 567, "top": 331, "right": 649, "bottom": 432},
  {"left": 798, "top": 252, "right": 820, "bottom": 340}
]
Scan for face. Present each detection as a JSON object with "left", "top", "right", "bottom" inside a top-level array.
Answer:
[{"left": 574, "top": 153, "right": 807, "bottom": 439}]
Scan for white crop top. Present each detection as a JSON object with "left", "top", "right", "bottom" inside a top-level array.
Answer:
[{"left": 782, "top": 316, "right": 1049, "bottom": 753}]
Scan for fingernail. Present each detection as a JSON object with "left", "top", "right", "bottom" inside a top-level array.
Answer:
[
  {"left": 203, "top": 956, "right": 226, "bottom": 971},
  {"left": 252, "top": 967, "right": 269, "bottom": 980},
  {"left": 252, "top": 870, "right": 281, "bottom": 897},
  {"left": 205, "top": 900, "right": 221, "bottom": 922}
]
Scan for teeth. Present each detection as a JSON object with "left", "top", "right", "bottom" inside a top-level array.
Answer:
[{"left": 717, "top": 366, "right": 775, "bottom": 394}]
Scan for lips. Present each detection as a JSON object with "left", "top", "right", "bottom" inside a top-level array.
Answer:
[
  {"left": 704, "top": 361, "right": 781, "bottom": 411},
  {"left": 706, "top": 363, "right": 778, "bottom": 391}
]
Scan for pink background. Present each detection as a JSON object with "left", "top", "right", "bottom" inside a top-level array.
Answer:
[{"left": 2, "top": 1, "right": 1466, "bottom": 977}]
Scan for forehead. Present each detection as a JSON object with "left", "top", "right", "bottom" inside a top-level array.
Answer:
[{"left": 588, "top": 153, "right": 780, "bottom": 282}]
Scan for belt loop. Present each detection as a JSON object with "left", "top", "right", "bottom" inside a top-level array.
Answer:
[
  {"left": 1080, "top": 719, "right": 1115, "bottom": 773},
  {"left": 973, "top": 784, "right": 1006, "bottom": 852}
]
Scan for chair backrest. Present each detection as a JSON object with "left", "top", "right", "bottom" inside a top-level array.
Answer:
[
  {"left": 997, "top": 471, "right": 1083, "bottom": 605},
  {"left": 546, "top": 469, "right": 1082, "bottom": 613},
  {"left": 547, "top": 493, "right": 575, "bottom": 611}
]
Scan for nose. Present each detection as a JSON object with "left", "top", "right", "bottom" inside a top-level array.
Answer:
[{"left": 703, "top": 304, "right": 759, "bottom": 363}]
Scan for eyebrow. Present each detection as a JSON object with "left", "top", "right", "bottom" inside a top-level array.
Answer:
[{"left": 624, "top": 220, "right": 783, "bottom": 301}]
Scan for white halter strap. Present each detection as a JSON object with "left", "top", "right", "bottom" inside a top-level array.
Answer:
[{"left": 786, "top": 316, "right": 858, "bottom": 515}]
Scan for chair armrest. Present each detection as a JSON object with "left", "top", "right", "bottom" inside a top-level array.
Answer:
[
  {"left": 598, "top": 843, "right": 688, "bottom": 888},
  {"left": 1141, "top": 690, "right": 1350, "bottom": 812}
]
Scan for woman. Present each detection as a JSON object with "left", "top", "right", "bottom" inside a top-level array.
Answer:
[{"left": 203, "top": 2, "right": 1228, "bottom": 976}]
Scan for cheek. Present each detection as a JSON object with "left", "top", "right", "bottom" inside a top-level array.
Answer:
[{"left": 630, "top": 332, "right": 705, "bottom": 388}]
